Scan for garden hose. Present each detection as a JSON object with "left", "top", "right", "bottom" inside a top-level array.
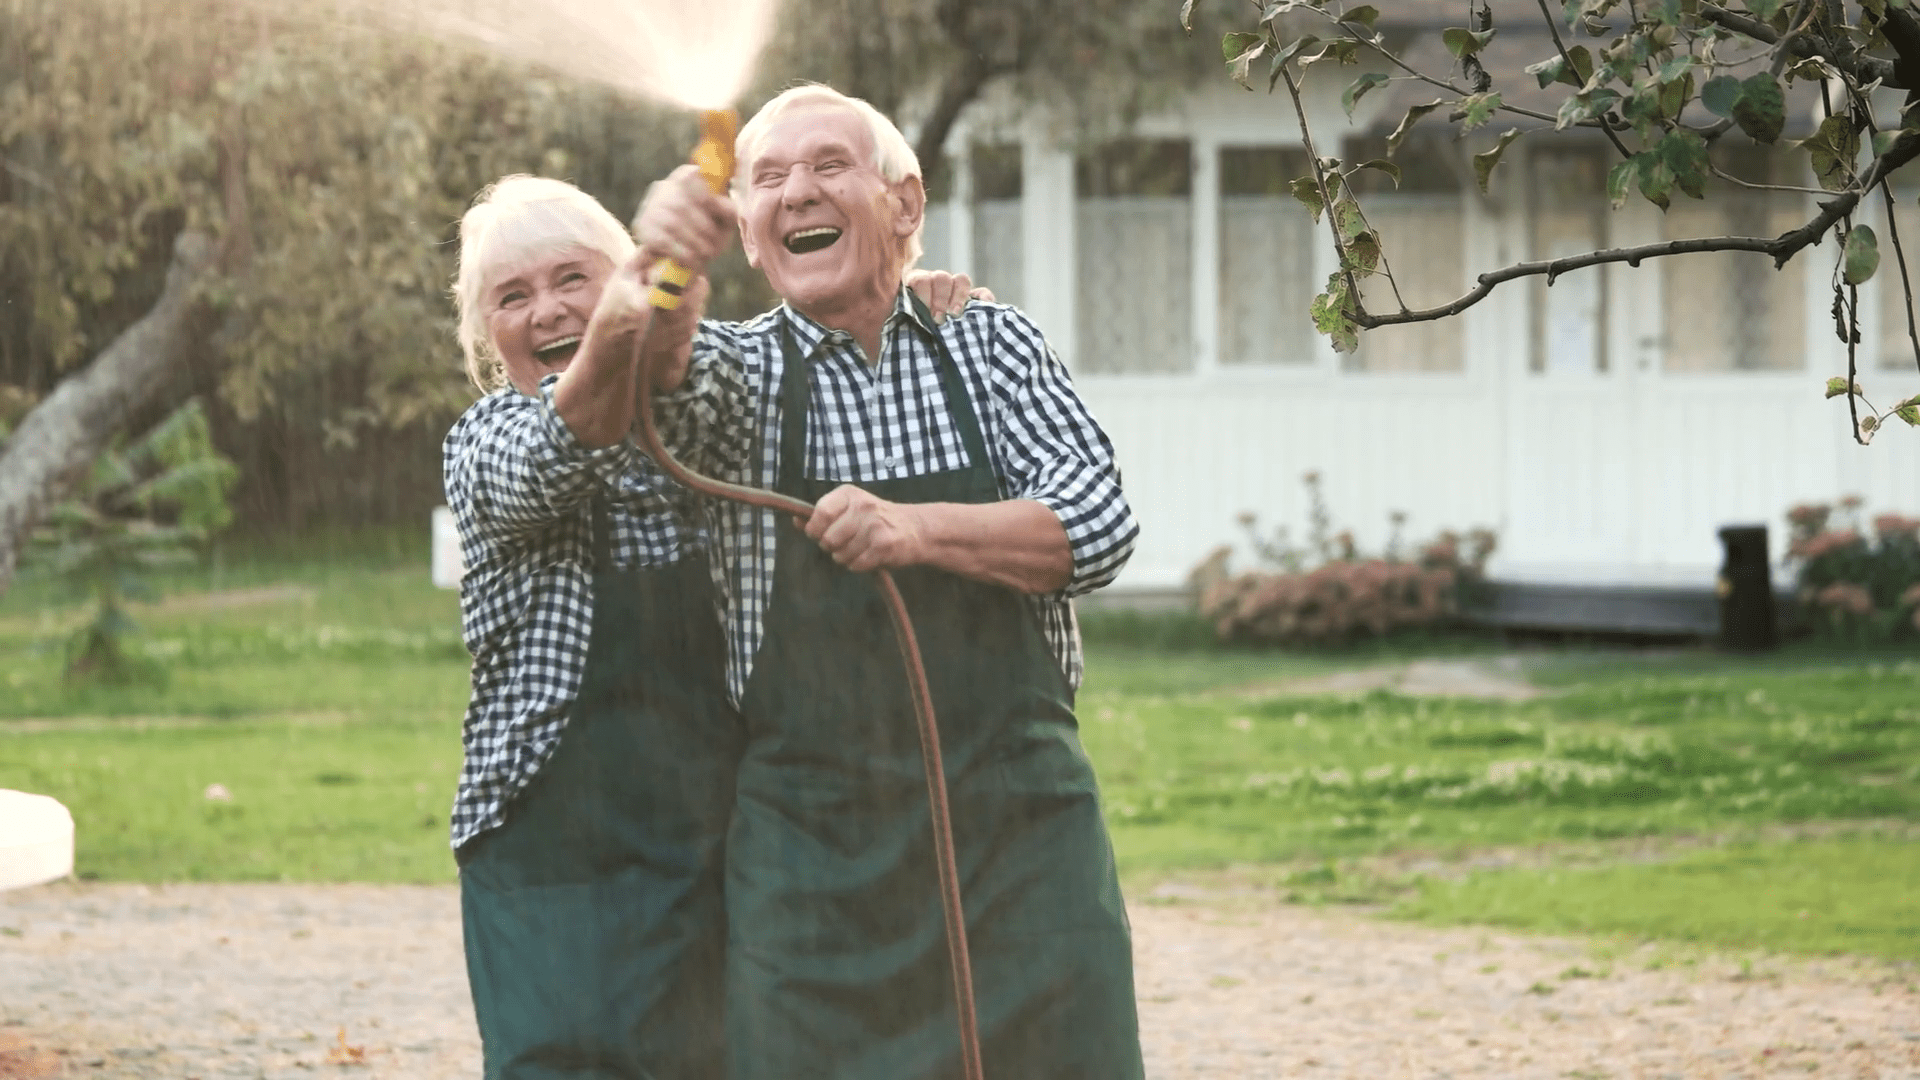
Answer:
[{"left": 636, "top": 108, "right": 986, "bottom": 1080}]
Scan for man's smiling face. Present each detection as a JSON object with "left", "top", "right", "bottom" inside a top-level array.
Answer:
[{"left": 738, "top": 105, "right": 922, "bottom": 320}]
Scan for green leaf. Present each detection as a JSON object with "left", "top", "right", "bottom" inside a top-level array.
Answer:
[
  {"left": 1473, "top": 129, "right": 1523, "bottom": 194},
  {"left": 1657, "top": 55, "right": 1693, "bottom": 84},
  {"left": 1442, "top": 26, "right": 1497, "bottom": 58},
  {"left": 1607, "top": 157, "right": 1637, "bottom": 209},
  {"left": 1288, "top": 175, "right": 1327, "bottom": 222},
  {"left": 1222, "top": 32, "right": 1265, "bottom": 62},
  {"left": 1459, "top": 91, "right": 1502, "bottom": 132},
  {"left": 1350, "top": 158, "right": 1402, "bottom": 187},
  {"left": 1566, "top": 45, "right": 1595, "bottom": 86},
  {"left": 1343, "top": 4, "right": 1381, "bottom": 30},
  {"left": 1825, "top": 376, "right": 1858, "bottom": 398},
  {"left": 1333, "top": 198, "right": 1368, "bottom": 240},
  {"left": 1647, "top": 0, "right": 1684, "bottom": 23},
  {"left": 1526, "top": 55, "right": 1568, "bottom": 89},
  {"left": 1730, "top": 74, "right": 1785, "bottom": 144},
  {"left": 1555, "top": 88, "right": 1620, "bottom": 130},
  {"left": 1387, "top": 100, "right": 1447, "bottom": 154},
  {"left": 1899, "top": 404, "right": 1920, "bottom": 426},
  {"left": 1345, "top": 230, "right": 1382, "bottom": 275},
  {"left": 1659, "top": 71, "right": 1693, "bottom": 120},
  {"left": 1342, "top": 72, "right": 1390, "bottom": 117},
  {"left": 1746, "top": 0, "right": 1783, "bottom": 15},
  {"left": 1226, "top": 36, "right": 1269, "bottom": 89},
  {"left": 1843, "top": 224, "right": 1881, "bottom": 286},
  {"left": 1636, "top": 151, "right": 1674, "bottom": 210},
  {"left": 1657, "top": 130, "right": 1710, "bottom": 199},
  {"left": 1701, "top": 74, "right": 1741, "bottom": 117},
  {"left": 1803, "top": 114, "right": 1861, "bottom": 192},
  {"left": 1874, "top": 130, "right": 1899, "bottom": 158},
  {"left": 1311, "top": 276, "right": 1361, "bottom": 353}
]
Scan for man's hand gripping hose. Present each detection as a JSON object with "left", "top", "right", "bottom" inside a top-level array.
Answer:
[{"left": 637, "top": 108, "right": 986, "bottom": 1080}]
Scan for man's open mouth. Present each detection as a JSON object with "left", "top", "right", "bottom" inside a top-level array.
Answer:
[
  {"left": 784, "top": 227, "right": 842, "bottom": 255},
  {"left": 534, "top": 335, "right": 581, "bottom": 364}
]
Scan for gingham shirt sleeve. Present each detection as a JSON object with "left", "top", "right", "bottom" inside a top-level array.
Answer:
[
  {"left": 984, "top": 307, "right": 1139, "bottom": 597},
  {"left": 653, "top": 322, "right": 756, "bottom": 478},
  {"left": 448, "top": 375, "right": 636, "bottom": 549}
]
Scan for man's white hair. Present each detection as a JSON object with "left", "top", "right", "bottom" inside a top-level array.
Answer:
[
  {"left": 452, "top": 175, "right": 635, "bottom": 392},
  {"left": 734, "top": 83, "right": 925, "bottom": 267}
]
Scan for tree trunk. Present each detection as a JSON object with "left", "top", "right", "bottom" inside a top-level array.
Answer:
[{"left": 0, "top": 231, "right": 216, "bottom": 597}]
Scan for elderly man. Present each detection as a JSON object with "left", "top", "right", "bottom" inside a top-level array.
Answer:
[{"left": 636, "top": 84, "right": 1143, "bottom": 1080}]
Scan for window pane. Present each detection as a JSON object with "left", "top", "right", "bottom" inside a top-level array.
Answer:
[
  {"left": 1661, "top": 147, "right": 1806, "bottom": 373},
  {"left": 1341, "top": 137, "right": 1465, "bottom": 373},
  {"left": 1076, "top": 139, "right": 1193, "bottom": 374},
  {"left": 1218, "top": 147, "right": 1316, "bottom": 366},
  {"left": 970, "top": 143, "right": 1024, "bottom": 310},
  {"left": 1530, "top": 147, "right": 1611, "bottom": 375}
]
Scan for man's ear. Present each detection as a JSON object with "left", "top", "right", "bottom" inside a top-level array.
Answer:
[
  {"left": 738, "top": 214, "right": 761, "bottom": 269},
  {"left": 890, "top": 174, "right": 926, "bottom": 240}
]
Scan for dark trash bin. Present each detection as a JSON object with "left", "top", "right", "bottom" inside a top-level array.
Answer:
[{"left": 1716, "top": 524, "right": 1776, "bottom": 651}]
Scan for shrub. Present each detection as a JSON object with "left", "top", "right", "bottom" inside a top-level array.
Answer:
[
  {"left": 1784, "top": 497, "right": 1920, "bottom": 642},
  {"left": 1193, "top": 472, "right": 1496, "bottom": 646}
]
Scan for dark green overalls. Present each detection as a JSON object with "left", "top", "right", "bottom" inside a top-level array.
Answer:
[
  {"left": 459, "top": 499, "right": 741, "bottom": 1080},
  {"left": 724, "top": 305, "right": 1145, "bottom": 1080}
]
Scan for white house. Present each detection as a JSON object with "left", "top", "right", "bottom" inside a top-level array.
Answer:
[{"left": 913, "top": 16, "right": 1920, "bottom": 611}]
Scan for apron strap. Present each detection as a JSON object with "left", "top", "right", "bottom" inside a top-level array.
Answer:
[
  {"left": 774, "top": 297, "right": 995, "bottom": 497},
  {"left": 590, "top": 493, "right": 613, "bottom": 574}
]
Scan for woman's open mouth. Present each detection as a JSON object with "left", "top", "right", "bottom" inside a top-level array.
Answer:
[
  {"left": 784, "top": 227, "right": 842, "bottom": 254},
  {"left": 534, "top": 335, "right": 582, "bottom": 365}
]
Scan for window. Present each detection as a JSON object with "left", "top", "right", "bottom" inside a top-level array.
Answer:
[
  {"left": 1530, "top": 146, "right": 1611, "bottom": 374},
  {"left": 970, "top": 144, "right": 1025, "bottom": 309},
  {"left": 1217, "top": 147, "right": 1317, "bottom": 367},
  {"left": 1075, "top": 138, "right": 1193, "bottom": 375},
  {"left": 1660, "top": 146, "right": 1807, "bottom": 373},
  {"left": 1339, "top": 136, "right": 1466, "bottom": 373}
]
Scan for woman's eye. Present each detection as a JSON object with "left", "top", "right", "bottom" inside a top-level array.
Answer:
[
  {"left": 560, "top": 271, "right": 588, "bottom": 287},
  {"left": 498, "top": 291, "right": 527, "bottom": 309}
]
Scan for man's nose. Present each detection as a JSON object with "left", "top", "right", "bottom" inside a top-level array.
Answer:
[{"left": 780, "top": 164, "right": 823, "bottom": 210}]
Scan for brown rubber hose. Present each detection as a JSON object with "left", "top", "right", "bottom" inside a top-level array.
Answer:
[{"left": 633, "top": 345, "right": 986, "bottom": 1080}]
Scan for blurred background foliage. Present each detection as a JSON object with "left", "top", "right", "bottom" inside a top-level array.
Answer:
[{"left": 0, "top": 0, "right": 1214, "bottom": 538}]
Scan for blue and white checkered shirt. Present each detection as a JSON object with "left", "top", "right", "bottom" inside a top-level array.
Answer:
[
  {"left": 658, "top": 291, "right": 1138, "bottom": 704},
  {"left": 442, "top": 375, "right": 695, "bottom": 849}
]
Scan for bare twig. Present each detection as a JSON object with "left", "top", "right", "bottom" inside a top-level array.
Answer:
[
  {"left": 1533, "top": 0, "right": 1634, "bottom": 159},
  {"left": 1279, "top": 64, "right": 1364, "bottom": 309},
  {"left": 1848, "top": 283, "right": 1866, "bottom": 443},
  {"left": 1707, "top": 162, "right": 1831, "bottom": 195},
  {"left": 1879, "top": 179, "right": 1920, "bottom": 377}
]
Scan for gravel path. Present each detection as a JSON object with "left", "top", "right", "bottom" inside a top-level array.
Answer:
[{"left": 3, "top": 881, "right": 1917, "bottom": 1079}]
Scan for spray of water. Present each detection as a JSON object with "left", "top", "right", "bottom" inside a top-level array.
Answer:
[{"left": 394, "top": 0, "right": 779, "bottom": 111}]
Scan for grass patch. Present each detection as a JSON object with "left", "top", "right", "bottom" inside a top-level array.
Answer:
[
  {"left": 2, "top": 541, "right": 1917, "bottom": 963},
  {"left": 1393, "top": 834, "right": 1920, "bottom": 960}
]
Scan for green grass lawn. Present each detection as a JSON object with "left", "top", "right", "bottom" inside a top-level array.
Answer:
[{"left": 2, "top": 549, "right": 1917, "bottom": 960}]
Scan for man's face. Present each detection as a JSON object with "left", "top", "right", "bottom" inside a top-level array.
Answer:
[
  {"left": 738, "top": 106, "right": 922, "bottom": 316},
  {"left": 483, "top": 246, "right": 613, "bottom": 396}
]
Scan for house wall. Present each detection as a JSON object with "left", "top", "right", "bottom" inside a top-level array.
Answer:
[{"left": 924, "top": 86, "right": 1920, "bottom": 591}]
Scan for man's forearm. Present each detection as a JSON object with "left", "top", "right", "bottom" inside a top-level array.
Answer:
[{"left": 911, "top": 499, "right": 1073, "bottom": 594}]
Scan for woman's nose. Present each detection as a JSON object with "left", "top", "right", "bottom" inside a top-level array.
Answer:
[{"left": 530, "top": 288, "right": 568, "bottom": 327}]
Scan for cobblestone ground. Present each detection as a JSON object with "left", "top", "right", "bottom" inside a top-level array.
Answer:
[{"left": 3, "top": 881, "right": 1917, "bottom": 1079}]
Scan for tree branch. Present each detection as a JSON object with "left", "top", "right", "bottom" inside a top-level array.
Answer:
[
  {"left": 1351, "top": 130, "right": 1920, "bottom": 329},
  {"left": 0, "top": 233, "right": 217, "bottom": 596},
  {"left": 1697, "top": 2, "right": 1900, "bottom": 85},
  {"left": 913, "top": 49, "right": 997, "bottom": 173}
]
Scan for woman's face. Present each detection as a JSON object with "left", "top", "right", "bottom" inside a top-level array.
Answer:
[{"left": 483, "top": 246, "right": 614, "bottom": 395}]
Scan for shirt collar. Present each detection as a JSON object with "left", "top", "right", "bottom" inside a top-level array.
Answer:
[{"left": 779, "top": 287, "right": 935, "bottom": 362}]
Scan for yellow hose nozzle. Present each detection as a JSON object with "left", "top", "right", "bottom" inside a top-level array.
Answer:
[{"left": 650, "top": 108, "right": 739, "bottom": 312}]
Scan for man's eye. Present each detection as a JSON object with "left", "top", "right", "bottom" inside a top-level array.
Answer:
[
  {"left": 818, "top": 159, "right": 847, "bottom": 173},
  {"left": 754, "top": 170, "right": 786, "bottom": 186}
]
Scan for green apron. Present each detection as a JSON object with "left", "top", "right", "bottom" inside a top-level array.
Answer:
[
  {"left": 725, "top": 302, "right": 1144, "bottom": 1080},
  {"left": 460, "top": 497, "right": 741, "bottom": 1080}
]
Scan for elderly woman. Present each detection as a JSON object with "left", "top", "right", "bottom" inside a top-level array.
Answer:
[
  {"left": 443, "top": 174, "right": 738, "bottom": 1079},
  {"left": 443, "top": 174, "right": 983, "bottom": 1079}
]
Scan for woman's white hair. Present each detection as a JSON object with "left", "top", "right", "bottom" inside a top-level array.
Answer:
[
  {"left": 734, "top": 84, "right": 926, "bottom": 267},
  {"left": 452, "top": 175, "right": 635, "bottom": 392}
]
